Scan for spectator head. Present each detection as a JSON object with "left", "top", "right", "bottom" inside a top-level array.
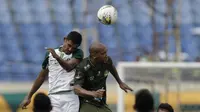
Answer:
[
  {"left": 33, "top": 92, "right": 52, "bottom": 112},
  {"left": 134, "top": 89, "right": 154, "bottom": 112},
  {"left": 157, "top": 103, "right": 174, "bottom": 112}
]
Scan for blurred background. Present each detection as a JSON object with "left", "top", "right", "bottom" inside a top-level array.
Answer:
[{"left": 1, "top": 0, "right": 200, "bottom": 112}]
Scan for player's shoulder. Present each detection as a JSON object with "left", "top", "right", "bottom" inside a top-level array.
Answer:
[
  {"left": 76, "top": 57, "right": 90, "bottom": 71},
  {"left": 72, "top": 48, "right": 84, "bottom": 59},
  {"left": 104, "top": 56, "right": 113, "bottom": 65},
  {"left": 73, "top": 48, "right": 83, "bottom": 54}
]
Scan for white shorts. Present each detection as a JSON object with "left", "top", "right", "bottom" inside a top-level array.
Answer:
[{"left": 49, "top": 91, "right": 80, "bottom": 112}]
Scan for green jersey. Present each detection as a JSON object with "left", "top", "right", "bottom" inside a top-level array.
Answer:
[{"left": 74, "top": 56, "right": 113, "bottom": 106}]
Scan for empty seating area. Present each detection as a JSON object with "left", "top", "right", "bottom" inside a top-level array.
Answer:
[{"left": 0, "top": 0, "right": 200, "bottom": 81}]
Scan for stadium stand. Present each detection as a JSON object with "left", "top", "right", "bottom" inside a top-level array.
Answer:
[{"left": 0, "top": 0, "right": 200, "bottom": 81}]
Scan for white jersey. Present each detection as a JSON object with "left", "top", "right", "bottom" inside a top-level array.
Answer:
[{"left": 42, "top": 47, "right": 83, "bottom": 94}]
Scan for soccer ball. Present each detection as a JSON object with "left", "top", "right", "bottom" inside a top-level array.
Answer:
[{"left": 97, "top": 5, "right": 118, "bottom": 25}]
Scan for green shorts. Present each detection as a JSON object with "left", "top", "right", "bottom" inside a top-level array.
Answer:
[{"left": 80, "top": 102, "right": 112, "bottom": 112}]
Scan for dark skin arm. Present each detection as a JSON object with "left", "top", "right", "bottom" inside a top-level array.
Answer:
[
  {"left": 109, "top": 64, "right": 133, "bottom": 93},
  {"left": 47, "top": 48, "right": 81, "bottom": 72},
  {"left": 73, "top": 68, "right": 104, "bottom": 98},
  {"left": 74, "top": 85, "right": 105, "bottom": 98},
  {"left": 20, "top": 69, "right": 48, "bottom": 109}
]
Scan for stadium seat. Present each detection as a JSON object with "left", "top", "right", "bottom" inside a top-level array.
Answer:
[
  {"left": 191, "top": 0, "right": 200, "bottom": 25},
  {"left": 136, "top": 23, "right": 153, "bottom": 52},
  {"left": 0, "top": 24, "right": 16, "bottom": 37},
  {"left": 10, "top": 63, "right": 31, "bottom": 81},
  {"left": 53, "top": 11, "right": 72, "bottom": 24},
  {"left": 28, "top": 64, "right": 41, "bottom": 79},
  {"left": 51, "top": 0, "right": 71, "bottom": 13},
  {"left": 37, "top": 24, "right": 55, "bottom": 37},
  {"left": 24, "top": 47, "right": 44, "bottom": 64},
  {"left": 29, "top": 0, "right": 48, "bottom": 12},
  {"left": 18, "top": 24, "right": 37, "bottom": 37},
  {"left": 11, "top": 0, "right": 30, "bottom": 12},
  {"left": 0, "top": 48, "right": 6, "bottom": 63},
  {"left": 131, "top": 0, "right": 151, "bottom": 25},
  {"left": 0, "top": 11, "right": 11, "bottom": 24},
  {"left": 56, "top": 24, "right": 73, "bottom": 38},
  {"left": 0, "top": 64, "right": 11, "bottom": 81}
]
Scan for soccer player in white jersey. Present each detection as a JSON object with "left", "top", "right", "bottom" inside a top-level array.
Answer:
[{"left": 21, "top": 31, "right": 83, "bottom": 112}]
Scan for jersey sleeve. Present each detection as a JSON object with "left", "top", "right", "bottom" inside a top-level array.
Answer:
[
  {"left": 42, "top": 52, "right": 49, "bottom": 69},
  {"left": 72, "top": 49, "right": 84, "bottom": 60},
  {"left": 74, "top": 65, "right": 85, "bottom": 87}
]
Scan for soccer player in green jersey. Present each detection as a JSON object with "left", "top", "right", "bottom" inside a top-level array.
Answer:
[{"left": 74, "top": 42, "right": 133, "bottom": 112}]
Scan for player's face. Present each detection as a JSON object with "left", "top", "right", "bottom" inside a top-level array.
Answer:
[
  {"left": 158, "top": 109, "right": 169, "bottom": 112},
  {"left": 62, "top": 39, "right": 77, "bottom": 54},
  {"left": 96, "top": 48, "right": 108, "bottom": 63}
]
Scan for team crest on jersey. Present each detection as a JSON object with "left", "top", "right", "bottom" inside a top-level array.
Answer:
[
  {"left": 84, "top": 64, "right": 91, "bottom": 71},
  {"left": 89, "top": 76, "right": 94, "bottom": 80},
  {"left": 60, "top": 52, "right": 65, "bottom": 58},
  {"left": 104, "top": 70, "right": 109, "bottom": 77}
]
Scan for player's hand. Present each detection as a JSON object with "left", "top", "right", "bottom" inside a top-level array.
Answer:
[
  {"left": 92, "top": 89, "right": 105, "bottom": 98},
  {"left": 46, "top": 48, "right": 59, "bottom": 59},
  {"left": 119, "top": 82, "right": 133, "bottom": 93},
  {"left": 20, "top": 97, "right": 31, "bottom": 109}
]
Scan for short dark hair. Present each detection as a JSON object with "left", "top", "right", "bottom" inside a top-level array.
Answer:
[
  {"left": 64, "top": 31, "right": 82, "bottom": 47},
  {"left": 135, "top": 89, "right": 154, "bottom": 112},
  {"left": 33, "top": 92, "right": 52, "bottom": 112},
  {"left": 158, "top": 103, "right": 174, "bottom": 112}
]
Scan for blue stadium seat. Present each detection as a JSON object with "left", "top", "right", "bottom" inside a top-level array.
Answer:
[
  {"left": 53, "top": 11, "right": 72, "bottom": 24},
  {"left": 0, "top": 11, "right": 11, "bottom": 24},
  {"left": 131, "top": 0, "right": 150, "bottom": 25},
  {"left": 0, "top": 64, "right": 11, "bottom": 81},
  {"left": 0, "top": 24, "right": 16, "bottom": 37},
  {"left": 24, "top": 47, "right": 44, "bottom": 63},
  {"left": 44, "top": 37, "right": 59, "bottom": 48},
  {"left": 0, "top": 48, "right": 6, "bottom": 63},
  {"left": 56, "top": 24, "right": 72, "bottom": 38},
  {"left": 98, "top": 24, "right": 114, "bottom": 39},
  {"left": 117, "top": 5, "right": 133, "bottom": 25},
  {"left": 32, "top": 12, "right": 51, "bottom": 23},
  {"left": 51, "top": 0, "right": 71, "bottom": 13},
  {"left": 21, "top": 36, "right": 43, "bottom": 49},
  {"left": 2, "top": 35, "right": 23, "bottom": 61},
  {"left": 18, "top": 24, "right": 37, "bottom": 36},
  {"left": 191, "top": 0, "right": 200, "bottom": 25},
  {"left": 28, "top": 64, "right": 41, "bottom": 79},
  {"left": 11, "top": 0, "right": 29, "bottom": 12},
  {"left": 37, "top": 24, "right": 55, "bottom": 37},
  {"left": 136, "top": 23, "right": 153, "bottom": 52},
  {"left": 10, "top": 63, "right": 31, "bottom": 81},
  {"left": 29, "top": 0, "right": 48, "bottom": 12}
]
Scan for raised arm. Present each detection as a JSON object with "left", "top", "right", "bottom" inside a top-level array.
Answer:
[
  {"left": 47, "top": 48, "right": 83, "bottom": 72},
  {"left": 21, "top": 52, "right": 49, "bottom": 109},
  {"left": 108, "top": 58, "right": 133, "bottom": 92},
  {"left": 21, "top": 69, "right": 48, "bottom": 109}
]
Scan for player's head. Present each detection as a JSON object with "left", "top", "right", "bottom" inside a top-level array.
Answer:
[
  {"left": 33, "top": 92, "right": 52, "bottom": 112},
  {"left": 134, "top": 89, "right": 154, "bottom": 112},
  {"left": 89, "top": 42, "right": 108, "bottom": 63},
  {"left": 63, "top": 31, "right": 82, "bottom": 54},
  {"left": 157, "top": 103, "right": 174, "bottom": 112}
]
